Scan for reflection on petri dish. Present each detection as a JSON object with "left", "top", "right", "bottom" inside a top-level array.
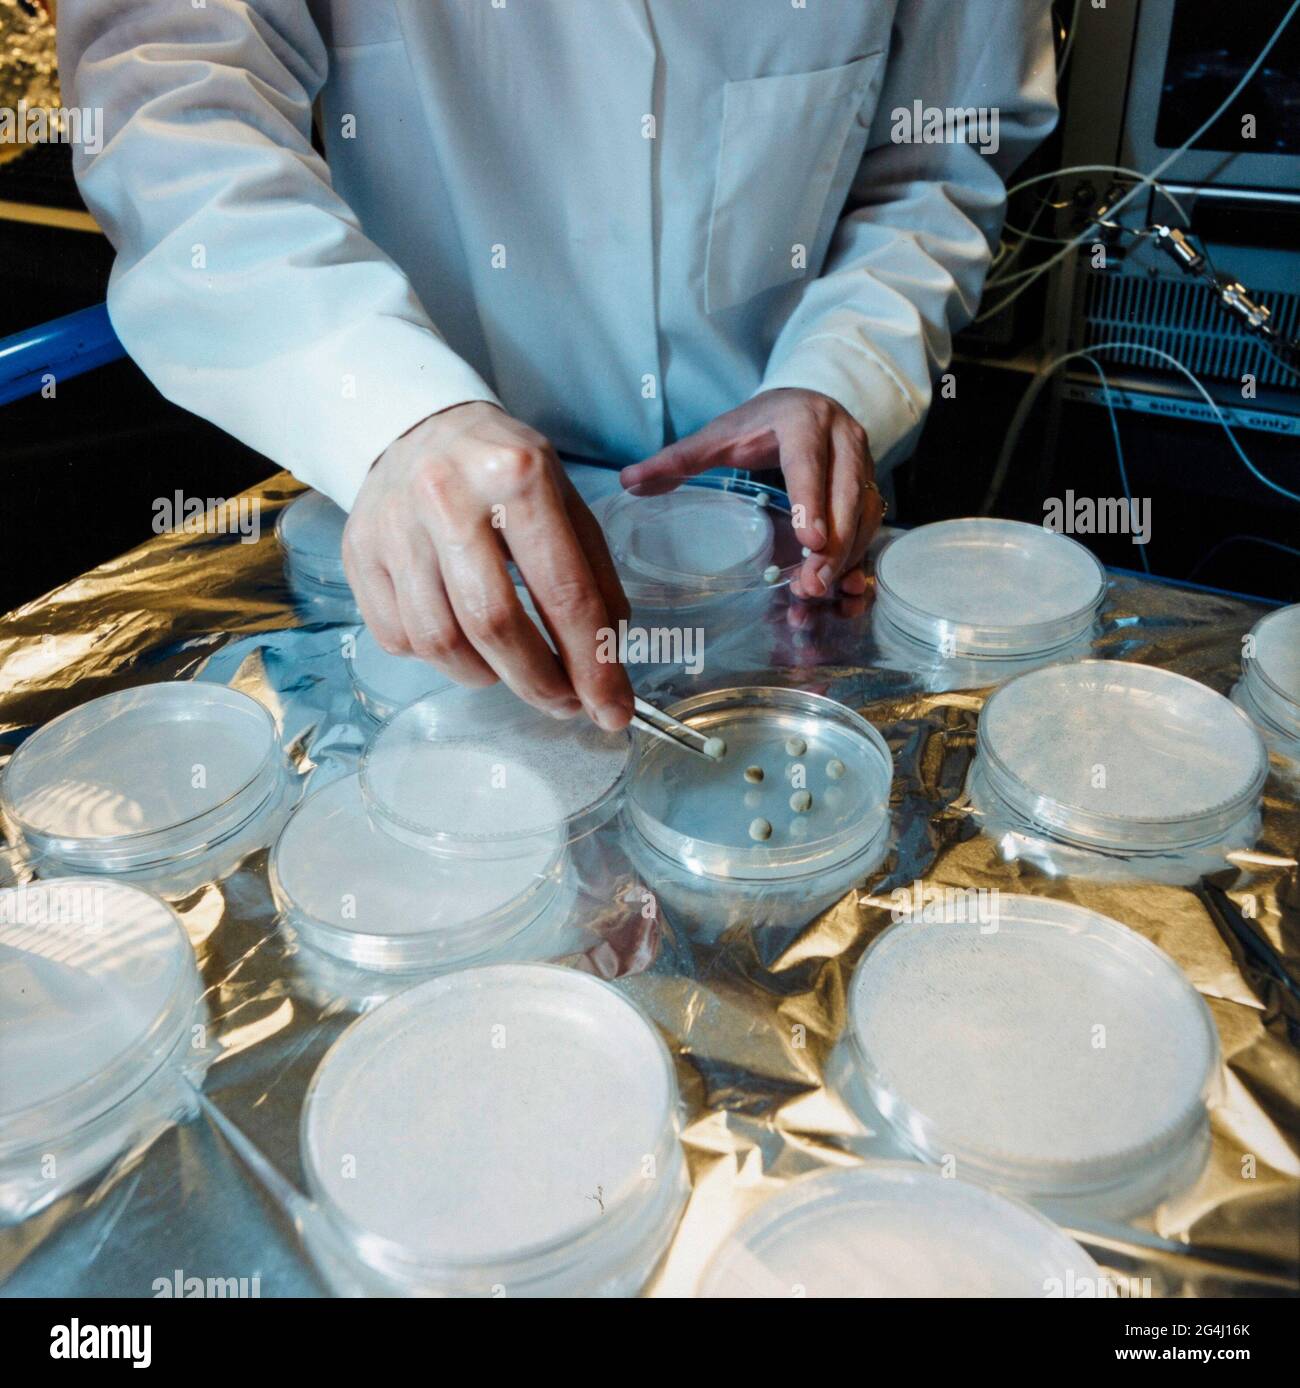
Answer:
[
  {"left": 844, "top": 896, "right": 1219, "bottom": 1215},
  {"left": 698, "top": 1165, "right": 1099, "bottom": 1297},
  {"left": 1240, "top": 603, "right": 1300, "bottom": 741},
  {"left": 301, "top": 963, "right": 687, "bottom": 1295}
]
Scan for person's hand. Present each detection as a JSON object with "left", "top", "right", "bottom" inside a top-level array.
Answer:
[
  {"left": 343, "top": 402, "right": 633, "bottom": 730},
  {"left": 618, "top": 388, "right": 883, "bottom": 601}
]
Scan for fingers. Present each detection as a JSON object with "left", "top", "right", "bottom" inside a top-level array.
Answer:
[
  {"left": 506, "top": 469, "right": 634, "bottom": 731},
  {"left": 343, "top": 532, "right": 408, "bottom": 655},
  {"left": 387, "top": 532, "right": 498, "bottom": 688},
  {"left": 558, "top": 476, "right": 631, "bottom": 628},
  {"left": 618, "top": 435, "right": 710, "bottom": 497}
]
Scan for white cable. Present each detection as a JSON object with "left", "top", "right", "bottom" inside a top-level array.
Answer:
[
  {"left": 979, "top": 341, "right": 1300, "bottom": 516},
  {"left": 975, "top": 0, "right": 1300, "bottom": 324}
]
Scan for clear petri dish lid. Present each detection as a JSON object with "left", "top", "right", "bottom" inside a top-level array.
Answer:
[
  {"left": 698, "top": 1164, "right": 1099, "bottom": 1297},
  {"left": 1, "top": 683, "right": 282, "bottom": 869},
  {"left": 1243, "top": 604, "right": 1300, "bottom": 735},
  {"left": 345, "top": 626, "right": 455, "bottom": 722},
  {"left": 301, "top": 963, "right": 679, "bottom": 1279},
  {"left": 627, "top": 687, "right": 893, "bottom": 881},
  {"left": 275, "top": 490, "right": 350, "bottom": 586},
  {"left": 270, "top": 773, "right": 565, "bottom": 971},
  {"left": 846, "top": 896, "right": 1219, "bottom": 1202},
  {"left": 360, "top": 684, "right": 634, "bottom": 857},
  {"left": 595, "top": 476, "right": 802, "bottom": 603},
  {"left": 977, "top": 660, "right": 1267, "bottom": 848},
  {"left": 0, "top": 878, "right": 200, "bottom": 1157},
  {"left": 874, "top": 518, "right": 1106, "bottom": 656}
]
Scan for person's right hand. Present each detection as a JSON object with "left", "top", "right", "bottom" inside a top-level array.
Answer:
[{"left": 342, "top": 401, "right": 634, "bottom": 731}]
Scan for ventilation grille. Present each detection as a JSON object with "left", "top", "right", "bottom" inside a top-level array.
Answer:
[{"left": 1082, "top": 271, "right": 1300, "bottom": 390}]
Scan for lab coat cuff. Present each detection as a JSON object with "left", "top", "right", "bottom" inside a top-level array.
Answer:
[
  {"left": 755, "top": 334, "right": 923, "bottom": 473},
  {"left": 280, "top": 318, "right": 501, "bottom": 512}
]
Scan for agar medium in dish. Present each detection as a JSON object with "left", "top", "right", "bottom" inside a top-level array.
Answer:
[
  {"left": 874, "top": 518, "right": 1106, "bottom": 658},
  {"left": 0, "top": 879, "right": 204, "bottom": 1219},
  {"left": 2, "top": 683, "right": 286, "bottom": 874},
  {"left": 697, "top": 1165, "right": 1100, "bottom": 1298},
  {"left": 300, "top": 963, "right": 688, "bottom": 1296},
  {"left": 974, "top": 660, "right": 1267, "bottom": 854},
  {"left": 360, "top": 683, "right": 634, "bottom": 858},
  {"left": 624, "top": 687, "right": 893, "bottom": 934},
  {"left": 844, "top": 896, "right": 1219, "bottom": 1216},
  {"left": 270, "top": 773, "right": 570, "bottom": 972}
]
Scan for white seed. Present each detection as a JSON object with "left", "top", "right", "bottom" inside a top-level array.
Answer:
[
  {"left": 826, "top": 758, "right": 846, "bottom": 781},
  {"left": 744, "top": 765, "right": 764, "bottom": 783},
  {"left": 789, "top": 790, "right": 812, "bottom": 813},
  {"left": 762, "top": 565, "right": 781, "bottom": 585},
  {"left": 801, "top": 546, "right": 811, "bottom": 558},
  {"left": 703, "top": 736, "right": 727, "bottom": 760},
  {"left": 749, "top": 817, "right": 773, "bottom": 842},
  {"left": 755, "top": 492, "right": 770, "bottom": 508},
  {"left": 785, "top": 736, "right": 807, "bottom": 757}
]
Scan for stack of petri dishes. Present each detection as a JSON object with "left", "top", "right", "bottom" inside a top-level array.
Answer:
[
  {"left": 970, "top": 660, "right": 1268, "bottom": 861},
  {"left": 271, "top": 771, "right": 576, "bottom": 973},
  {"left": 840, "top": 896, "right": 1220, "bottom": 1218},
  {"left": 300, "top": 963, "right": 689, "bottom": 1296},
  {"left": 872, "top": 518, "right": 1106, "bottom": 686},
  {"left": 0, "top": 879, "right": 206, "bottom": 1220},
  {"left": 697, "top": 1165, "right": 1099, "bottom": 1297},
  {"left": 275, "top": 681, "right": 634, "bottom": 973},
  {"left": 1, "top": 683, "right": 291, "bottom": 893},
  {"left": 275, "top": 490, "right": 358, "bottom": 616},
  {"left": 594, "top": 477, "right": 802, "bottom": 655},
  {"left": 623, "top": 687, "right": 894, "bottom": 937},
  {"left": 1234, "top": 603, "right": 1300, "bottom": 749}
]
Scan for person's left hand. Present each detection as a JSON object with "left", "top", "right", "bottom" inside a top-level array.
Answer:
[{"left": 618, "top": 388, "right": 883, "bottom": 601}]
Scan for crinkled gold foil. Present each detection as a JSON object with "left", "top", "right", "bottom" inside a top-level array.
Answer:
[{"left": 0, "top": 472, "right": 1296, "bottom": 1296}]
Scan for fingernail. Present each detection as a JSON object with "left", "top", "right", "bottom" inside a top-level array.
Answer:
[
  {"left": 597, "top": 704, "right": 630, "bottom": 732},
  {"left": 809, "top": 521, "right": 827, "bottom": 548},
  {"left": 817, "top": 564, "right": 834, "bottom": 595},
  {"left": 548, "top": 699, "right": 582, "bottom": 720}
]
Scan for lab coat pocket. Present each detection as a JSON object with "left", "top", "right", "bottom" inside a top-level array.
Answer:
[
  {"left": 310, "top": 0, "right": 402, "bottom": 48},
  {"left": 705, "top": 52, "right": 886, "bottom": 315}
]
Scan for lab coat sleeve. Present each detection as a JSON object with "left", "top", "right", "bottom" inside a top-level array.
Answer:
[
  {"left": 57, "top": 0, "right": 501, "bottom": 511},
  {"left": 756, "top": 0, "right": 1059, "bottom": 473}
]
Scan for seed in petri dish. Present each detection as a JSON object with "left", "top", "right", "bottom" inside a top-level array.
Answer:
[
  {"left": 755, "top": 492, "right": 770, "bottom": 508},
  {"left": 789, "top": 790, "right": 812, "bottom": 813},
  {"left": 762, "top": 565, "right": 781, "bottom": 585},
  {"left": 703, "top": 736, "right": 727, "bottom": 760},
  {"left": 749, "top": 818, "right": 773, "bottom": 842},
  {"left": 826, "top": 758, "right": 846, "bottom": 781},
  {"left": 785, "top": 736, "right": 807, "bottom": 757},
  {"left": 744, "top": 765, "right": 764, "bottom": 783}
]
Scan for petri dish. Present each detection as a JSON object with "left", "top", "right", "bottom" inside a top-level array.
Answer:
[
  {"left": 360, "top": 684, "right": 634, "bottom": 858},
  {"left": 270, "top": 773, "right": 568, "bottom": 971},
  {"left": 1241, "top": 604, "right": 1300, "bottom": 739},
  {"left": 276, "top": 490, "right": 353, "bottom": 597},
  {"left": 698, "top": 1165, "right": 1100, "bottom": 1297},
  {"left": 2, "top": 683, "right": 284, "bottom": 872},
  {"left": 346, "top": 626, "right": 455, "bottom": 722},
  {"left": 874, "top": 518, "right": 1106, "bottom": 657},
  {"left": 626, "top": 687, "right": 893, "bottom": 882},
  {"left": 0, "top": 879, "right": 203, "bottom": 1216},
  {"left": 301, "top": 963, "right": 688, "bottom": 1296},
  {"left": 844, "top": 896, "right": 1219, "bottom": 1213},
  {"left": 976, "top": 660, "right": 1267, "bottom": 852},
  {"left": 595, "top": 476, "right": 802, "bottom": 606}
]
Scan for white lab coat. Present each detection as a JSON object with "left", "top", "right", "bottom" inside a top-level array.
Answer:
[{"left": 59, "top": 1, "right": 1057, "bottom": 511}]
